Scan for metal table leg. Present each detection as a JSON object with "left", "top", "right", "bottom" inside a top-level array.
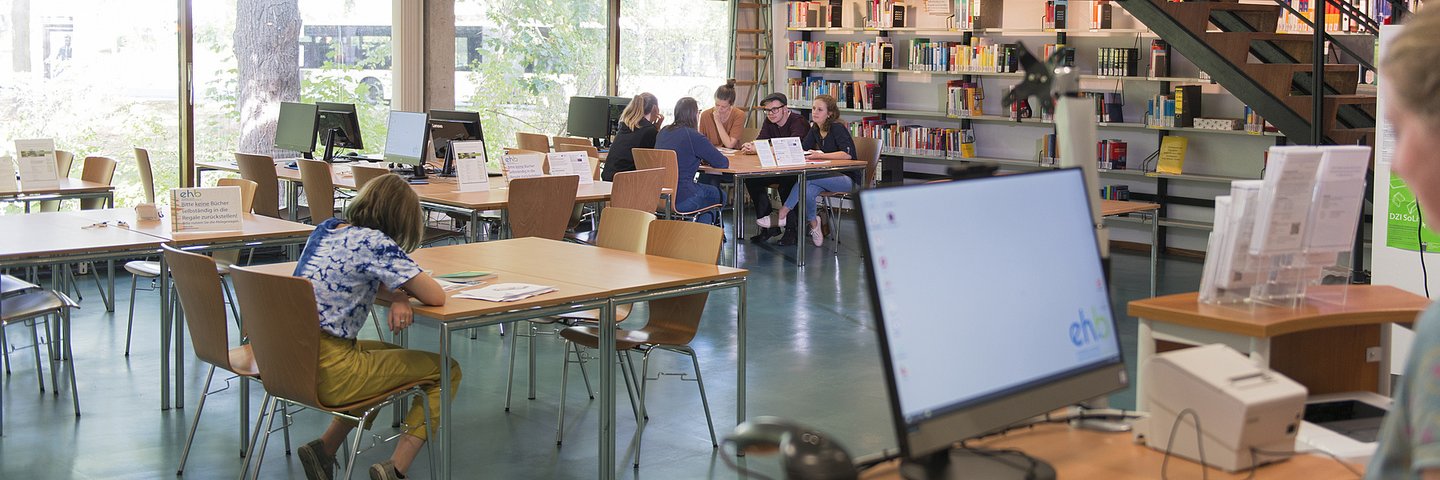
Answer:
[
  {"left": 796, "top": 171, "right": 807, "bottom": 267},
  {"left": 599, "top": 299, "right": 617, "bottom": 479},
  {"left": 439, "top": 324, "right": 452, "bottom": 479},
  {"left": 160, "top": 256, "right": 172, "bottom": 410},
  {"left": 730, "top": 174, "right": 746, "bottom": 267},
  {"left": 737, "top": 279, "right": 748, "bottom": 425}
]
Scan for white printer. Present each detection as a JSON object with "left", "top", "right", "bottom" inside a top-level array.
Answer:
[{"left": 1138, "top": 344, "right": 1308, "bottom": 472}]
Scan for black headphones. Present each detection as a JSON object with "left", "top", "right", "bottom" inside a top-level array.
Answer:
[{"left": 725, "top": 416, "right": 858, "bottom": 480}]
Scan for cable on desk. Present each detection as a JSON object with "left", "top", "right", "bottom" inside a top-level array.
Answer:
[
  {"left": 853, "top": 448, "right": 901, "bottom": 471},
  {"left": 1160, "top": 408, "right": 1208, "bottom": 480},
  {"left": 1420, "top": 207, "right": 1430, "bottom": 298},
  {"left": 1250, "top": 447, "right": 1362, "bottom": 479}
]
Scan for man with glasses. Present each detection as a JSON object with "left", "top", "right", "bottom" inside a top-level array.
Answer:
[{"left": 739, "top": 92, "right": 809, "bottom": 243}]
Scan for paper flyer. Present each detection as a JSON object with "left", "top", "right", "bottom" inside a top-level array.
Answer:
[
  {"left": 771, "top": 136, "right": 806, "bottom": 166},
  {"left": 14, "top": 138, "right": 59, "bottom": 190},
  {"left": 170, "top": 186, "right": 244, "bottom": 232},
  {"left": 1304, "top": 146, "right": 1371, "bottom": 252},
  {"left": 502, "top": 153, "right": 546, "bottom": 181},
  {"left": 546, "top": 151, "right": 594, "bottom": 184},
  {"left": 0, "top": 156, "right": 17, "bottom": 193},
  {"left": 452, "top": 140, "right": 490, "bottom": 193},
  {"left": 1249, "top": 146, "right": 1323, "bottom": 255},
  {"left": 753, "top": 140, "right": 778, "bottom": 168}
]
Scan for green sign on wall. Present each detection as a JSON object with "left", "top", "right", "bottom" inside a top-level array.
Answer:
[{"left": 1386, "top": 175, "right": 1440, "bottom": 252}]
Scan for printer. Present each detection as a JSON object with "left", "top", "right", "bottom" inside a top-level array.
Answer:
[{"left": 1138, "top": 344, "right": 1308, "bottom": 472}]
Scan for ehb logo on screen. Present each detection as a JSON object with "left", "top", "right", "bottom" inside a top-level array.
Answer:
[{"left": 1068, "top": 308, "right": 1111, "bottom": 347}]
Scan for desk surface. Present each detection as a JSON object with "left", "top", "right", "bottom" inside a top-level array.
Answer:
[
  {"left": 860, "top": 423, "right": 1362, "bottom": 479},
  {"left": 62, "top": 209, "right": 314, "bottom": 246},
  {"left": 0, "top": 210, "right": 167, "bottom": 261},
  {"left": 247, "top": 237, "right": 747, "bottom": 322},
  {"left": 0, "top": 177, "right": 115, "bottom": 197},
  {"left": 1100, "top": 199, "right": 1159, "bottom": 217},
  {"left": 703, "top": 153, "right": 868, "bottom": 175},
  {"left": 1128, "top": 285, "right": 1429, "bottom": 337}
]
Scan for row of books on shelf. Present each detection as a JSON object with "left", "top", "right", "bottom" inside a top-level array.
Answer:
[
  {"left": 1277, "top": 0, "right": 1390, "bottom": 34},
  {"left": 955, "top": 0, "right": 1002, "bottom": 30},
  {"left": 1084, "top": 92, "right": 1126, "bottom": 123},
  {"left": 1042, "top": 0, "right": 1070, "bottom": 30},
  {"left": 1100, "top": 184, "right": 1131, "bottom": 201},
  {"left": 787, "top": 78, "right": 888, "bottom": 110},
  {"left": 865, "top": 0, "right": 914, "bottom": 29},
  {"left": 1097, "top": 47, "right": 1140, "bottom": 77},
  {"left": 1144, "top": 85, "right": 1202, "bottom": 128},
  {"left": 1036, "top": 135, "right": 1132, "bottom": 171},
  {"left": 851, "top": 117, "right": 977, "bottom": 159},
  {"left": 907, "top": 39, "right": 1028, "bottom": 73},
  {"left": 788, "top": 40, "right": 899, "bottom": 70},
  {"left": 788, "top": 0, "right": 843, "bottom": 28},
  {"left": 945, "top": 80, "right": 985, "bottom": 118}
]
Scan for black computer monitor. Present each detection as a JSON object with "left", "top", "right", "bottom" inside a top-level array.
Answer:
[
  {"left": 858, "top": 168, "right": 1126, "bottom": 478},
  {"left": 383, "top": 110, "right": 431, "bottom": 180},
  {"left": 315, "top": 102, "right": 363, "bottom": 163},
  {"left": 274, "top": 102, "right": 319, "bottom": 158},
  {"left": 566, "top": 96, "right": 612, "bottom": 140},
  {"left": 603, "top": 96, "right": 630, "bottom": 141},
  {"left": 427, "top": 109, "right": 484, "bottom": 177}
]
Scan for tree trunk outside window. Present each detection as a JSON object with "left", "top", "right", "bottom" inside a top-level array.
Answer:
[{"left": 234, "top": 0, "right": 301, "bottom": 158}]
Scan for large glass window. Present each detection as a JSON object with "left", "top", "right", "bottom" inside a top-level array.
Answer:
[
  {"left": 0, "top": 0, "right": 179, "bottom": 208},
  {"left": 619, "top": 0, "right": 732, "bottom": 115},
  {"left": 455, "top": 0, "right": 607, "bottom": 163}
]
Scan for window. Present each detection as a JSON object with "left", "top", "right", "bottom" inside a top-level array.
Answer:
[{"left": 619, "top": 0, "right": 732, "bottom": 116}]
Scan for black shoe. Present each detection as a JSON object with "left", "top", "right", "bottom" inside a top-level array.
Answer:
[
  {"left": 299, "top": 439, "right": 336, "bottom": 480},
  {"left": 749, "top": 227, "right": 781, "bottom": 243},
  {"left": 777, "top": 229, "right": 799, "bottom": 246}
]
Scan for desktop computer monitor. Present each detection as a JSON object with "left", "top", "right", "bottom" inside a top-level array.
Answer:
[
  {"left": 383, "top": 110, "right": 430, "bottom": 179},
  {"left": 603, "top": 96, "right": 630, "bottom": 140},
  {"left": 315, "top": 101, "right": 363, "bottom": 162},
  {"left": 274, "top": 102, "right": 319, "bottom": 157},
  {"left": 566, "top": 96, "right": 612, "bottom": 140},
  {"left": 857, "top": 168, "right": 1126, "bottom": 477},
  {"left": 428, "top": 109, "right": 484, "bottom": 177}
]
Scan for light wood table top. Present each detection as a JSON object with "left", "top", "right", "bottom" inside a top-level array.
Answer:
[
  {"left": 860, "top": 423, "right": 1363, "bottom": 479},
  {"left": 1128, "top": 285, "right": 1429, "bottom": 337},
  {"left": 61, "top": 209, "right": 314, "bottom": 247},
  {"left": 0, "top": 210, "right": 167, "bottom": 262},
  {"left": 1100, "top": 199, "right": 1159, "bottom": 217},
  {"left": 703, "top": 153, "right": 868, "bottom": 175},
  {"left": 0, "top": 177, "right": 115, "bottom": 197}
]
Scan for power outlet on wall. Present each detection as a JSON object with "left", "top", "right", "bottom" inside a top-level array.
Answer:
[{"left": 1367, "top": 346, "right": 1383, "bottom": 363}]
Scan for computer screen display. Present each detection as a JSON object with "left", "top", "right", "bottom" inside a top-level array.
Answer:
[
  {"left": 274, "top": 102, "right": 319, "bottom": 154},
  {"left": 566, "top": 96, "right": 612, "bottom": 139},
  {"left": 315, "top": 102, "right": 363, "bottom": 151},
  {"left": 858, "top": 168, "right": 1126, "bottom": 458},
  {"left": 383, "top": 111, "right": 429, "bottom": 166},
  {"left": 427, "top": 110, "right": 483, "bottom": 176}
]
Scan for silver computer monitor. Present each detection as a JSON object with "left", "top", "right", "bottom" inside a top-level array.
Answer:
[
  {"left": 858, "top": 168, "right": 1127, "bottom": 466},
  {"left": 383, "top": 111, "right": 429, "bottom": 167}
]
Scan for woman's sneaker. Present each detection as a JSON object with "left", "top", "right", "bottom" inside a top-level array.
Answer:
[
  {"left": 809, "top": 222, "right": 825, "bottom": 247},
  {"left": 755, "top": 214, "right": 786, "bottom": 229},
  {"left": 298, "top": 439, "right": 336, "bottom": 480},
  {"left": 369, "top": 460, "right": 404, "bottom": 480}
]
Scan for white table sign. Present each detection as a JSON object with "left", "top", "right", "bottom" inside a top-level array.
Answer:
[
  {"left": 770, "top": 137, "right": 806, "bottom": 166},
  {"left": 451, "top": 140, "right": 490, "bottom": 193},
  {"left": 753, "top": 140, "right": 778, "bottom": 168},
  {"left": 546, "top": 151, "right": 594, "bottom": 185},
  {"left": 170, "top": 186, "right": 244, "bottom": 232},
  {"left": 0, "top": 156, "right": 17, "bottom": 193},
  {"left": 14, "top": 138, "right": 59, "bottom": 190},
  {"left": 503, "top": 153, "right": 546, "bottom": 181}
]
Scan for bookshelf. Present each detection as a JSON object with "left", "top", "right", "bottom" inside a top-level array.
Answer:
[{"left": 775, "top": 0, "right": 1288, "bottom": 253}]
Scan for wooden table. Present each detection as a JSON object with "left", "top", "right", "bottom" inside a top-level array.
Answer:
[
  {"left": 702, "top": 154, "right": 868, "bottom": 267},
  {"left": 250, "top": 237, "right": 748, "bottom": 480},
  {"left": 1129, "top": 285, "right": 1429, "bottom": 408},
  {"left": 859, "top": 422, "right": 1363, "bottom": 479},
  {"left": 1100, "top": 199, "right": 1161, "bottom": 297},
  {"left": 0, "top": 178, "right": 115, "bottom": 212}
]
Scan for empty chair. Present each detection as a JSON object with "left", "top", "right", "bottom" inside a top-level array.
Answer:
[
  {"left": 351, "top": 164, "right": 391, "bottom": 190},
  {"left": 608, "top": 168, "right": 667, "bottom": 213},
  {"left": 632, "top": 148, "right": 722, "bottom": 224},
  {"left": 134, "top": 148, "right": 157, "bottom": 204},
  {"left": 516, "top": 132, "right": 550, "bottom": 152},
  {"left": 737, "top": 127, "right": 761, "bottom": 146},
  {"left": 551, "top": 136, "right": 591, "bottom": 148},
  {"left": 166, "top": 245, "right": 266, "bottom": 474},
  {"left": 1, "top": 288, "right": 81, "bottom": 435},
  {"left": 820, "top": 136, "right": 881, "bottom": 250},
  {"left": 78, "top": 156, "right": 117, "bottom": 210},
  {"left": 235, "top": 152, "right": 284, "bottom": 219},
  {"left": 555, "top": 220, "right": 725, "bottom": 464},
  {"left": 297, "top": 159, "right": 340, "bottom": 223},
  {"left": 507, "top": 175, "right": 579, "bottom": 240}
]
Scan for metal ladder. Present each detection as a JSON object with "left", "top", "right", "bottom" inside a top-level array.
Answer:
[{"left": 730, "top": 0, "right": 774, "bottom": 127}]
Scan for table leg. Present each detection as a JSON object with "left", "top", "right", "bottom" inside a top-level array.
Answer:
[
  {"left": 731, "top": 174, "right": 745, "bottom": 267},
  {"left": 286, "top": 180, "right": 299, "bottom": 222},
  {"left": 439, "top": 324, "right": 452, "bottom": 480},
  {"left": 469, "top": 211, "right": 480, "bottom": 243},
  {"left": 737, "top": 279, "right": 748, "bottom": 425},
  {"left": 160, "top": 256, "right": 172, "bottom": 410},
  {"left": 1248, "top": 337, "right": 1271, "bottom": 367},
  {"left": 501, "top": 210, "right": 511, "bottom": 240},
  {"left": 171, "top": 260, "right": 185, "bottom": 409},
  {"left": 1380, "top": 324, "right": 1394, "bottom": 397},
  {"left": 1150, "top": 212, "right": 1159, "bottom": 297},
  {"left": 796, "top": 172, "right": 807, "bottom": 267},
  {"left": 107, "top": 192, "right": 114, "bottom": 209},
  {"left": 599, "top": 299, "right": 617, "bottom": 479},
  {"left": 1136, "top": 318, "right": 1154, "bottom": 412}
]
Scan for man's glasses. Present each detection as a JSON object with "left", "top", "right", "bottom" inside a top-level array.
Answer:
[{"left": 762, "top": 106, "right": 785, "bottom": 113}]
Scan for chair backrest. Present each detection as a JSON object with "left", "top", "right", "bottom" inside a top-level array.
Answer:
[
  {"left": 554, "top": 143, "right": 600, "bottom": 159},
  {"left": 551, "top": 136, "right": 591, "bottom": 148},
  {"left": 516, "top": 132, "right": 550, "bottom": 153},
  {"left": 79, "top": 156, "right": 117, "bottom": 210},
  {"left": 854, "top": 136, "right": 881, "bottom": 189},
  {"left": 738, "top": 127, "right": 761, "bottom": 146},
  {"left": 595, "top": 207, "right": 655, "bottom": 253},
  {"left": 216, "top": 178, "right": 258, "bottom": 213},
  {"left": 508, "top": 175, "right": 579, "bottom": 240},
  {"left": 164, "top": 245, "right": 237, "bottom": 371},
  {"left": 235, "top": 152, "right": 281, "bottom": 218},
  {"left": 638, "top": 220, "right": 725, "bottom": 346},
  {"left": 609, "top": 168, "right": 666, "bottom": 213},
  {"left": 631, "top": 148, "right": 679, "bottom": 212},
  {"left": 227, "top": 265, "right": 323, "bottom": 407},
  {"left": 351, "top": 164, "right": 390, "bottom": 190},
  {"left": 134, "top": 148, "right": 156, "bottom": 204},
  {"left": 55, "top": 150, "right": 75, "bottom": 178},
  {"left": 296, "top": 159, "right": 336, "bottom": 223}
]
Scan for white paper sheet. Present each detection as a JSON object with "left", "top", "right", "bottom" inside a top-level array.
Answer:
[
  {"left": 546, "top": 151, "right": 594, "bottom": 185},
  {"left": 0, "top": 156, "right": 17, "bottom": 193},
  {"left": 170, "top": 186, "right": 244, "bottom": 232},
  {"left": 502, "top": 153, "right": 546, "bottom": 181},
  {"left": 452, "top": 140, "right": 490, "bottom": 192},
  {"left": 14, "top": 138, "right": 58, "bottom": 190},
  {"left": 1249, "top": 146, "right": 1323, "bottom": 255},
  {"left": 771, "top": 137, "right": 806, "bottom": 166},
  {"left": 1304, "top": 146, "right": 1372, "bottom": 252},
  {"left": 753, "top": 140, "right": 778, "bottom": 168}
]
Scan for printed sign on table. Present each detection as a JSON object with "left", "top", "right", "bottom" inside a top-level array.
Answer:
[
  {"left": 546, "top": 151, "right": 594, "bottom": 185},
  {"left": 14, "top": 138, "right": 59, "bottom": 190},
  {"left": 170, "top": 186, "right": 244, "bottom": 232},
  {"left": 451, "top": 140, "right": 490, "bottom": 193},
  {"left": 502, "top": 153, "right": 546, "bottom": 181},
  {"left": 754, "top": 140, "right": 778, "bottom": 168},
  {"left": 0, "top": 156, "right": 17, "bottom": 193},
  {"left": 770, "top": 137, "right": 806, "bottom": 166}
]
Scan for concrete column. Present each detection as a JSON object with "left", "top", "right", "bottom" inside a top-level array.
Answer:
[
  {"left": 424, "top": 0, "right": 455, "bottom": 110},
  {"left": 392, "top": 0, "right": 424, "bottom": 112}
]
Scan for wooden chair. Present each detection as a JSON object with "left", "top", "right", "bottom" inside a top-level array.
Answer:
[
  {"left": 551, "top": 136, "right": 591, "bottom": 148},
  {"left": 555, "top": 220, "right": 724, "bottom": 461},
  {"left": 609, "top": 168, "right": 667, "bottom": 213},
  {"left": 297, "top": 159, "right": 339, "bottom": 223},
  {"left": 0, "top": 288, "right": 80, "bottom": 435},
  {"left": 351, "top": 163, "right": 391, "bottom": 190},
  {"left": 166, "top": 245, "right": 266, "bottom": 475},
  {"left": 228, "top": 266, "right": 436, "bottom": 480},
  {"left": 516, "top": 132, "right": 551, "bottom": 153},
  {"left": 507, "top": 175, "right": 579, "bottom": 240},
  {"left": 738, "top": 127, "right": 761, "bottom": 146},
  {"left": 134, "top": 148, "right": 157, "bottom": 204},
  {"left": 502, "top": 207, "right": 657, "bottom": 410},
  {"left": 632, "top": 148, "right": 723, "bottom": 225},
  {"left": 78, "top": 156, "right": 117, "bottom": 210},
  {"left": 217, "top": 178, "right": 259, "bottom": 214},
  {"left": 819, "top": 136, "right": 881, "bottom": 251},
  {"left": 235, "top": 152, "right": 284, "bottom": 219}
]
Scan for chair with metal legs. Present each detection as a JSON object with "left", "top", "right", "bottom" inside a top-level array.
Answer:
[
  {"left": 0, "top": 286, "right": 81, "bottom": 435},
  {"left": 229, "top": 266, "right": 436, "bottom": 480},
  {"left": 818, "top": 137, "right": 880, "bottom": 253}
]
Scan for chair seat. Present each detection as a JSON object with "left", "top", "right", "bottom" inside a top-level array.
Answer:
[
  {"left": 559, "top": 324, "right": 694, "bottom": 351},
  {"left": 556, "top": 304, "right": 633, "bottom": 323},
  {"left": 227, "top": 345, "right": 261, "bottom": 377},
  {"left": 1, "top": 274, "right": 40, "bottom": 297},
  {"left": 2, "top": 290, "right": 78, "bottom": 323},
  {"left": 673, "top": 203, "right": 723, "bottom": 216},
  {"left": 319, "top": 380, "right": 436, "bottom": 413},
  {"left": 818, "top": 191, "right": 852, "bottom": 199},
  {"left": 127, "top": 260, "right": 229, "bottom": 277}
]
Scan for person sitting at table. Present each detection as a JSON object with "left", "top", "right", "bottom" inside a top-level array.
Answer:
[
  {"left": 699, "top": 79, "right": 746, "bottom": 149},
  {"left": 654, "top": 97, "right": 729, "bottom": 226},
  {"left": 290, "top": 173, "right": 458, "bottom": 480},
  {"left": 600, "top": 92, "right": 663, "bottom": 181},
  {"left": 1364, "top": 7, "right": 1440, "bottom": 480},
  {"left": 755, "top": 94, "right": 856, "bottom": 247},
  {"left": 740, "top": 92, "right": 809, "bottom": 244}
]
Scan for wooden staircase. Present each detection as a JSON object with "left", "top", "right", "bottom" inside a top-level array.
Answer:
[
  {"left": 1118, "top": 0, "right": 1376, "bottom": 146},
  {"left": 730, "top": 1, "right": 774, "bottom": 127}
]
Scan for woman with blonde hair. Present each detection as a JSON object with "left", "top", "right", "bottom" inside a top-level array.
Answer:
[
  {"left": 700, "top": 79, "right": 747, "bottom": 149},
  {"left": 755, "top": 94, "right": 858, "bottom": 247},
  {"left": 290, "top": 173, "right": 457, "bottom": 480},
  {"left": 600, "top": 92, "right": 663, "bottom": 181},
  {"left": 1365, "top": 7, "right": 1440, "bottom": 479}
]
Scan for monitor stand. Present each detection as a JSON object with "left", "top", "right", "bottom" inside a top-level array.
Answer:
[
  {"left": 405, "top": 163, "right": 429, "bottom": 184},
  {"left": 899, "top": 448, "right": 1056, "bottom": 480}
]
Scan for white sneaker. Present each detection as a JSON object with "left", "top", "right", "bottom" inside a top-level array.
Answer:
[
  {"left": 809, "top": 222, "right": 824, "bottom": 247},
  {"left": 756, "top": 215, "right": 786, "bottom": 229}
]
